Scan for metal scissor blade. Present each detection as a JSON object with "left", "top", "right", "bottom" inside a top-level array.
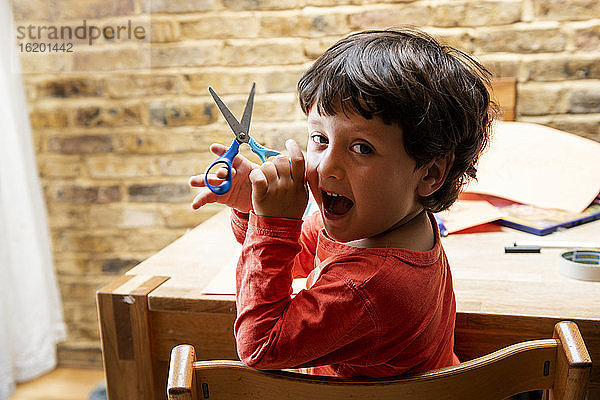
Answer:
[
  {"left": 208, "top": 87, "right": 245, "bottom": 139},
  {"left": 240, "top": 83, "right": 255, "bottom": 135}
]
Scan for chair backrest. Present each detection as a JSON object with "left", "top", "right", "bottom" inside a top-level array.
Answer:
[
  {"left": 167, "top": 321, "right": 591, "bottom": 400},
  {"left": 489, "top": 77, "right": 517, "bottom": 121}
]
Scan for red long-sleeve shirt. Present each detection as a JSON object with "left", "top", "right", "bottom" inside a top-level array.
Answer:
[{"left": 231, "top": 209, "right": 458, "bottom": 377}]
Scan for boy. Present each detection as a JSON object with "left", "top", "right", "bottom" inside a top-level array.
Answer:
[{"left": 189, "top": 27, "right": 495, "bottom": 377}]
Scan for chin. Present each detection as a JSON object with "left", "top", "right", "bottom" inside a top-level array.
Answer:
[
  {"left": 326, "top": 231, "right": 351, "bottom": 243},
  {"left": 327, "top": 231, "right": 355, "bottom": 243},
  {"left": 321, "top": 221, "right": 359, "bottom": 243}
]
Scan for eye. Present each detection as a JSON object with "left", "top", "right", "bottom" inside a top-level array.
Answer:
[
  {"left": 310, "top": 133, "right": 328, "bottom": 145},
  {"left": 350, "top": 143, "right": 373, "bottom": 155}
]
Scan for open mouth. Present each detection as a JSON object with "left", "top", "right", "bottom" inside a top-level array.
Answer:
[{"left": 321, "top": 190, "right": 354, "bottom": 218}]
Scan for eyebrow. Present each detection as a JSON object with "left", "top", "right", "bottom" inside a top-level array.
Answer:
[{"left": 307, "top": 117, "right": 323, "bottom": 126}]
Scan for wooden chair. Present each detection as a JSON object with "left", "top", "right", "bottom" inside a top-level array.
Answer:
[
  {"left": 166, "top": 321, "right": 591, "bottom": 400},
  {"left": 489, "top": 77, "right": 517, "bottom": 121}
]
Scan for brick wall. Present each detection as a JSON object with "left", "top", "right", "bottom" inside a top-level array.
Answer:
[{"left": 11, "top": 0, "right": 600, "bottom": 367}]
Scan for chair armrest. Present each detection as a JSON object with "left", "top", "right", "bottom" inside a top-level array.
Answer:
[
  {"left": 552, "top": 321, "right": 592, "bottom": 400},
  {"left": 167, "top": 344, "right": 197, "bottom": 400}
]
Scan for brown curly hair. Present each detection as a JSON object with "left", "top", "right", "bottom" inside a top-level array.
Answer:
[{"left": 298, "top": 27, "right": 498, "bottom": 213}]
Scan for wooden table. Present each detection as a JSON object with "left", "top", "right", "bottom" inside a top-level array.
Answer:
[{"left": 97, "top": 208, "right": 600, "bottom": 399}]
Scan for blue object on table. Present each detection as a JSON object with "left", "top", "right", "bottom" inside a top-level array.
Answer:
[
  {"left": 434, "top": 214, "right": 449, "bottom": 237},
  {"left": 204, "top": 83, "right": 280, "bottom": 195}
]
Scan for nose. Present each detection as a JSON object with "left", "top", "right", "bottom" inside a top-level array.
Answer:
[{"left": 317, "top": 146, "right": 344, "bottom": 180}]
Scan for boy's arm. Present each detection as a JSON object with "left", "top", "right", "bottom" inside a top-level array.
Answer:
[
  {"left": 230, "top": 210, "right": 320, "bottom": 278},
  {"left": 235, "top": 213, "right": 376, "bottom": 370},
  {"left": 290, "top": 212, "right": 320, "bottom": 278},
  {"left": 230, "top": 209, "right": 251, "bottom": 244}
]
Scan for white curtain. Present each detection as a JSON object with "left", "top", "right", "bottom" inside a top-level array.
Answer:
[{"left": 0, "top": 2, "right": 67, "bottom": 399}]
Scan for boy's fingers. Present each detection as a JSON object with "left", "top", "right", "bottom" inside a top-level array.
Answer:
[
  {"left": 272, "top": 155, "right": 291, "bottom": 183},
  {"left": 216, "top": 166, "right": 230, "bottom": 179},
  {"left": 260, "top": 161, "right": 278, "bottom": 185},
  {"left": 205, "top": 161, "right": 234, "bottom": 182},
  {"left": 286, "top": 139, "right": 306, "bottom": 182},
  {"left": 249, "top": 169, "right": 268, "bottom": 200},
  {"left": 189, "top": 174, "right": 226, "bottom": 187},
  {"left": 189, "top": 175, "right": 204, "bottom": 187},
  {"left": 209, "top": 143, "right": 228, "bottom": 156},
  {"left": 210, "top": 143, "right": 252, "bottom": 170},
  {"left": 191, "top": 189, "right": 215, "bottom": 210}
]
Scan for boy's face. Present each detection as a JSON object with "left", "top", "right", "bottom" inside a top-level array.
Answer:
[{"left": 305, "top": 106, "right": 427, "bottom": 243}]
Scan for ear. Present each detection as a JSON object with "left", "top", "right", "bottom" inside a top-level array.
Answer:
[{"left": 416, "top": 152, "right": 455, "bottom": 197}]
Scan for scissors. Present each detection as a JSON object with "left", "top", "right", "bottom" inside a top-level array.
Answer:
[{"left": 204, "top": 83, "right": 280, "bottom": 195}]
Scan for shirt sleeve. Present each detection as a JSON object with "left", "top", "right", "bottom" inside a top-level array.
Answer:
[
  {"left": 230, "top": 209, "right": 251, "bottom": 244},
  {"left": 230, "top": 209, "right": 321, "bottom": 278},
  {"left": 234, "top": 212, "right": 378, "bottom": 370}
]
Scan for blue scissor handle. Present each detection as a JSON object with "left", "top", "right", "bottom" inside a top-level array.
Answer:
[
  {"left": 204, "top": 139, "right": 240, "bottom": 195},
  {"left": 248, "top": 137, "right": 280, "bottom": 162}
]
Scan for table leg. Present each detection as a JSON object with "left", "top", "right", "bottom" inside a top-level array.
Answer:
[{"left": 97, "top": 275, "right": 169, "bottom": 400}]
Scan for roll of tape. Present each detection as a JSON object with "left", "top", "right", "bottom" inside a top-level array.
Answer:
[{"left": 559, "top": 250, "right": 600, "bottom": 282}]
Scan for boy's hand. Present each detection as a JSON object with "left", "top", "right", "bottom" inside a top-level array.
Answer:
[
  {"left": 249, "top": 139, "right": 308, "bottom": 220},
  {"left": 189, "top": 143, "right": 258, "bottom": 213}
]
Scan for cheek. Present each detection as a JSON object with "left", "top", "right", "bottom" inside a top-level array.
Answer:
[
  {"left": 306, "top": 151, "right": 318, "bottom": 171},
  {"left": 356, "top": 176, "right": 405, "bottom": 210},
  {"left": 305, "top": 153, "right": 320, "bottom": 190}
]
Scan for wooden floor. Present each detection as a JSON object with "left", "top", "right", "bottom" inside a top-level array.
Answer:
[{"left": 8, "top": 368, "right": 105, "bottom": 400}]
